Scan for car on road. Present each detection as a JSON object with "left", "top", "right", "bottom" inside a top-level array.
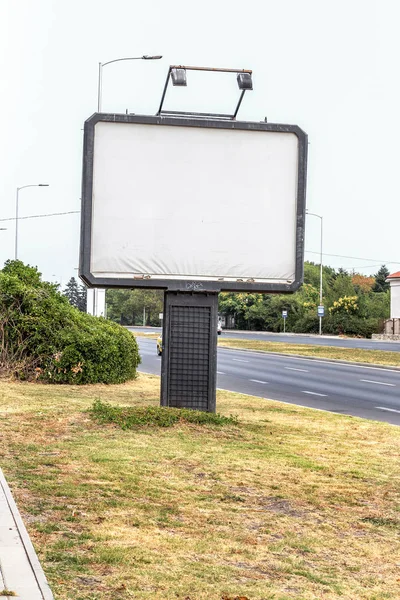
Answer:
[{"left": 157, "top": 334, "right": 162, "bottom": 355}]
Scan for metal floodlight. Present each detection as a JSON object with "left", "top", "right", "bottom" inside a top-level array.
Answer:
[
  {"left": 171, "top": 67, "right": 187, "bottom": 86},
  {"left": 237, "top": 72, "right": 253, "bottom": 90},
  {"left": 158, "top": 64, "right": 253, "bottom": 119}
]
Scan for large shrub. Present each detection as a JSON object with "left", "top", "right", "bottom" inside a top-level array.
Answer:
[
  {"left": 0, "top": 260, "right": 140, "bottom": 383},
  {"left": 323, "top": 314, "right": 380, "bottom": 338}
]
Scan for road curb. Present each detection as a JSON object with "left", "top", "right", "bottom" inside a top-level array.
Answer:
[
  {"left": 0, "top": 468, "right": 54, "bottom": 600},
  {"left": 219, "top": 344, "right": 400, "bottom": 371}
]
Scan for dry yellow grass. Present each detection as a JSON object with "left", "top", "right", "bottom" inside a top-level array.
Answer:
[
  {"left": 0, "top": 375, "right": 400, "bottom": 600},
  {"left": 133, "top": 331, "right": 159, "bottom": 339}
]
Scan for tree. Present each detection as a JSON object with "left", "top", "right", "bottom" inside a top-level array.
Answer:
[
  {"left": 329, "top": 296, "right": 359, "bottom": 316},
  {"left": 63, "top": 277, "right": 80, "bottom": 308},
  {"left": 106, "top": 289, "right": 163, "bottom": 326},
  {"left": 373, "top": 265, "right": 390, "bottom": 293},
  {"left": 329, "top": 271, "right": 356, "bottom": 301},
  {"left": 77, "top": 284, "right": 87, "bottom": 312},
  {"left": 352, "top": 274, "right": 375, "bottom": 294},
  {"left": 215, "top": 262, "right": 389, "bottom": 336},
  {"left": 63, "top": 278, "right": 87, "bottom": 312}
]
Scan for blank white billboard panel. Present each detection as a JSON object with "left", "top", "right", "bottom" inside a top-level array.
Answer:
[
  {"left": 80, "top": 115, "right": 307, "bottom": 292},
  {"left": 91, "top": 122, "right": 298, "bottom": 282}
]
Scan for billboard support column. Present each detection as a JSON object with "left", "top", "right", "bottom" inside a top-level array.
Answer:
[{"left": 160, "top": 291, "right": 218, "bottom": 413}]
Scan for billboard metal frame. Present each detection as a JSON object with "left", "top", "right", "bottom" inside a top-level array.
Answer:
[
  {"left": 157, "top": 64, "right": 253, "bottom": 120},
  {"left": 80, "top": 112, "right": 307, "bottom": 294}
]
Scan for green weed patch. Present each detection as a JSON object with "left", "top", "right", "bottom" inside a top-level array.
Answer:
[{"left": 89, "top": 399, "right": 238, "bottom": 429}]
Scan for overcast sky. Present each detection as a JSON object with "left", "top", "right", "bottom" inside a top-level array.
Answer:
[{"left": 1, "top": 0, "right": 399, "bottom": 288}]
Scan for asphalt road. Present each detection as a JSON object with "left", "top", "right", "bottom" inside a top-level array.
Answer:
[
  {"left": 136, "top": 336, "right": 400, "bottom": 426},
  {"left": 127, "top": 326, "right": 400, "bottom": 352}
]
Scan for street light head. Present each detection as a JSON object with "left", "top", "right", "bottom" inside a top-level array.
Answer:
[
  {"left": 142, "top": 55, "right": 163, "bottom": 60},
  {"left": 170, "top": 67, "right": 187, "bottom": 86},
  {"left": 38, "top": 184, "right": 49, "bottom": 187},
  {"left": 237, "top": 72, "right": 253, "bottom": 90}
]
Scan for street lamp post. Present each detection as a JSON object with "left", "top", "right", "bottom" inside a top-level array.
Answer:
[
  {"left": 93, "top": 54, "right": 162, "bottom": 319},
  {"left": 15, "top": 184, "right": 49, "bottom": 260},
  {"left": 97, "top": 54, "right": 162, "bottom": 112},
  {"left": 306, "top": 210, "right": 323, "bottom": 335}
]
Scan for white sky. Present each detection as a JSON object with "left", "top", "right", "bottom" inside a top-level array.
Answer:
[{"left": 1, "top": 0, "right": 399, "bottom": 287}]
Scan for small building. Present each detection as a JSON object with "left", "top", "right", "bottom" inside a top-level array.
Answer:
[
  {"left": 372, "top": 271, "right": 400, "bottom": 339},
  {"left": 387, "top": 271, "right": 400, "bottom": 319}
]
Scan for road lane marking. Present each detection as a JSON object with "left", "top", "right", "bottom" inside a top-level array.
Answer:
[
  {"left": 375, "top": 407, "right": 400, "bottom": 414},
  {"left": 217, "top": 371, "right": 226, "bottom": 375},
  {"left": 250, "top": 379, "right": 269, "bottom": 384},
  {"left": 232, "top": 358, "right": 249, "bottom": 363},
  {"left": 360, "top": 379, "right": 396, "bottom": 387},
  {"left": 285, "top": 367, "right": 309, "bottom": 372},
  {"left": 302, "top": 390, "right": 327, "bottom": 397}
]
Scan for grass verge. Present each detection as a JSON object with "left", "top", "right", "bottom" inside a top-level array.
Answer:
[
  {"left": 0, "top": 374, "right": 400, "bottom": 599},
  {"left": 218, "top": 338, "right": 400, "bottom": 367}
]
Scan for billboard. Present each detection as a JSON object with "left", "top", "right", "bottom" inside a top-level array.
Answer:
[{"left": 80, "top": 114, "right": 307, "bottom": 293}]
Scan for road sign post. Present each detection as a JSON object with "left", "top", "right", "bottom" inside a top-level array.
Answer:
[
  {"left": 317, "top": 305, "right": 325, "bottom": 334},
  {"left": 282, "top": 310, "right": 288, "bottom": 333}
]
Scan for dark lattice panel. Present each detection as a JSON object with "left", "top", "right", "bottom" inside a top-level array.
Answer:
[{"left": 167, "top": 305, "right": 211, "bottom": 410}]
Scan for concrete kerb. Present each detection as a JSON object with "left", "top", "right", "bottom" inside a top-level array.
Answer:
[
  {"left": 0, "top": 468, "right": 54, "bottom": 600},
  {"left": 220, "top": 344, "right": 400, "bottom": 371}
]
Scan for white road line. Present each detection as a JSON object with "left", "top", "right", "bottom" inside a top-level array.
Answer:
[
  {"left": 217, "top": 371, "right": 226, "bottom": 375},
  {"left": 302, "top": 390, "right": 327, "bottom": 397},
  {"left": 285, "top": 367, "right": 309, "bottom": 372},
  {"left": 375, "top": 406, "right": 400, "bottom": 414},
  {"left": 360, "top": 379, "right": 396, "bottom": 387},
  {"left": 250, "top": 379, "right": 269, "bottom": 384},
  {"left": 232, "top": 358, "right": 249, "bottom": 363}
]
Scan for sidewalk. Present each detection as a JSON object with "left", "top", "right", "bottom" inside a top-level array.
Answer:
[{"left": 0, "top": 468, "right": 54, "bottom": 600}]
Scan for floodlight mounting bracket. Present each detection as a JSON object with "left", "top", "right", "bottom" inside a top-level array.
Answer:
[{"left": 157, "top": 65, "right": 253, "bottom": 120}]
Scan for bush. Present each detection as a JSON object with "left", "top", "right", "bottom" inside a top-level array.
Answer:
[
  {"left": 0, "top": 260, "right": 140, "bottom": 383},
  {"left": 323, "top": 314, "right": 380, "bottom": 338},
  {"left": 290, "top": 313, "right": 320, "bottom": 334}
]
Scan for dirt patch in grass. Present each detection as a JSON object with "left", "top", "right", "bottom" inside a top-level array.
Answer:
[
  {"left": 0, "top": 374, "right": 400, "bottom": 599},
  {"left": 218, "top": 337, "right": 400, "bottom": 367}
]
